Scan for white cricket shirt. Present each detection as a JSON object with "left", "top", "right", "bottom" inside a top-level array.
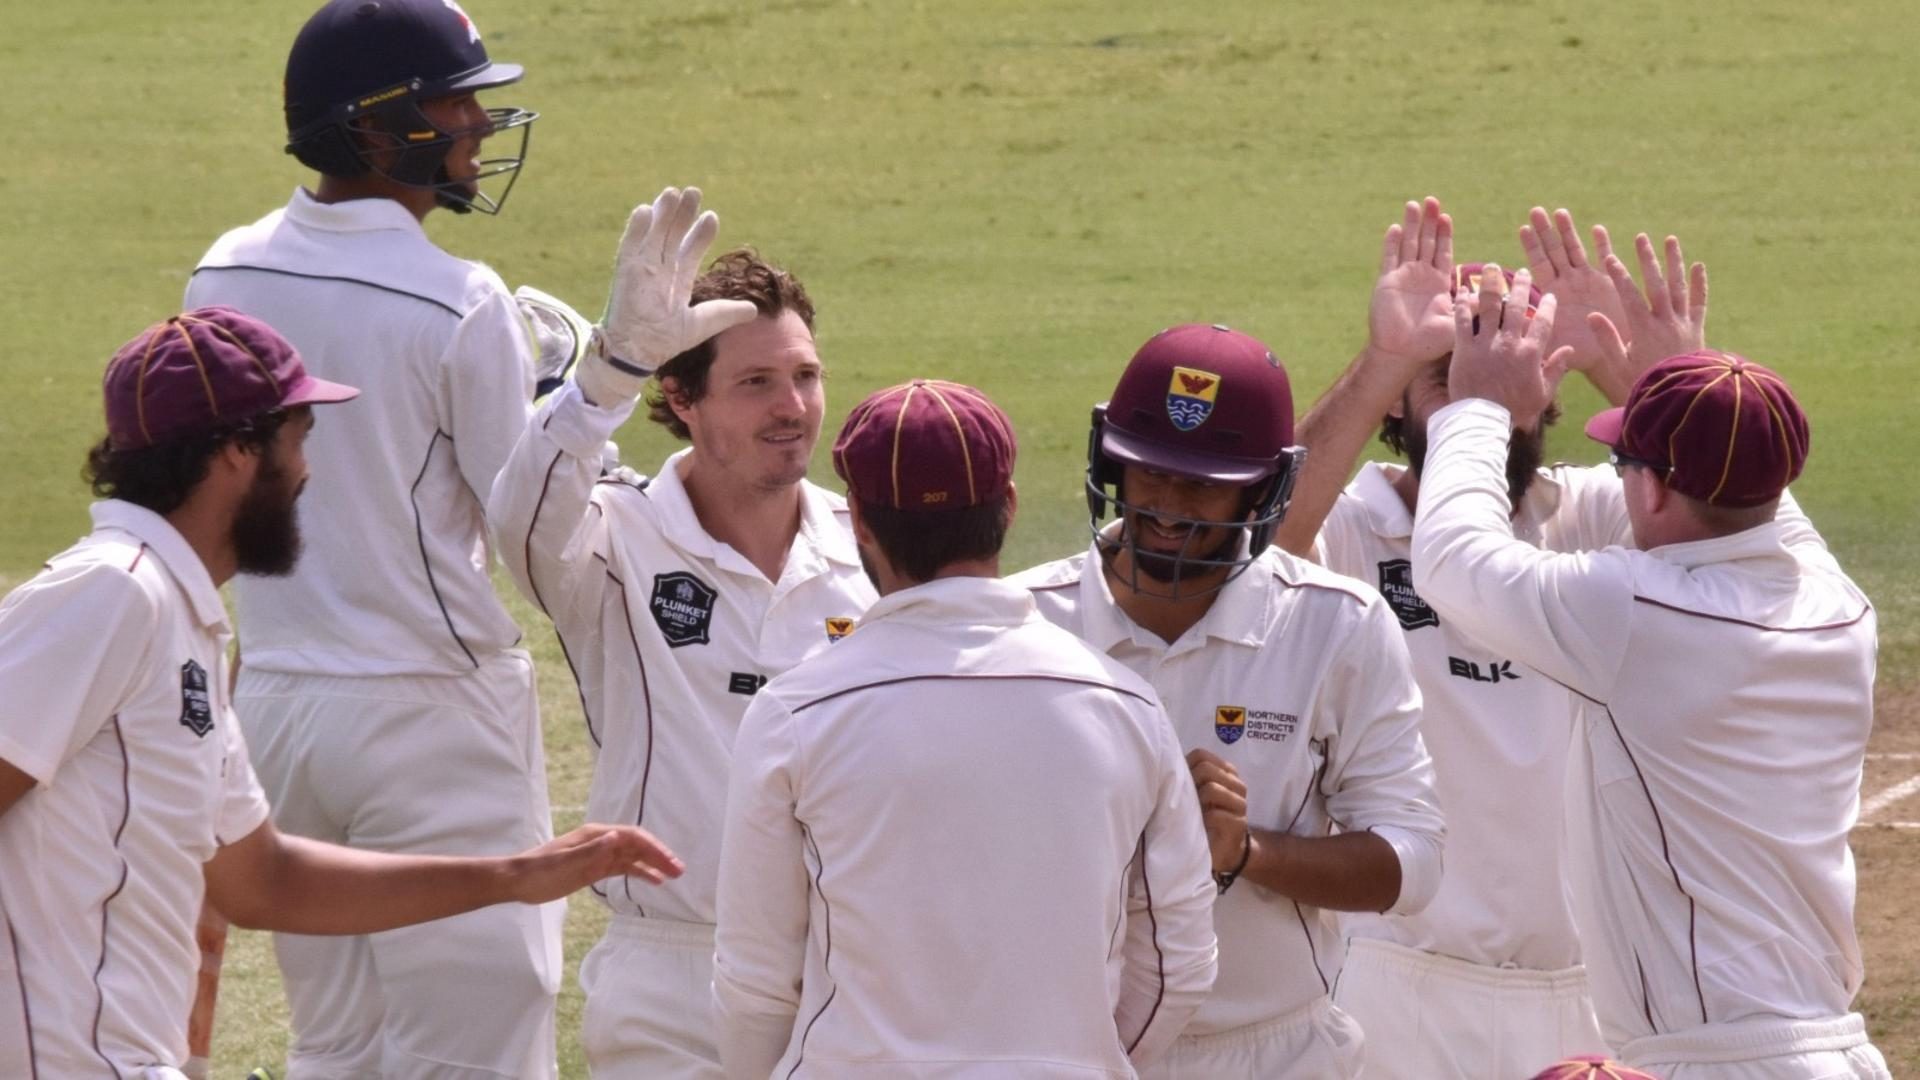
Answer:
[
  {"left": 1413, "top": 398, "right": 1876, "bottom": 1049},
  {"left": 1013, "top": 544, "right": 1445, "bottom": 1036},
  {"left": 713, "top": 576, "right": 1218, "bottom": 1079},
  {"left": 1322, "top": 461, "right": 1631, "bottom": 971},
  {"left": 185, "top": 189, "right": 535, "bottom": 677},
  {"left": 489, "top": 383, "right": 876, "bottom": 923},
  {"left": 0, "top": 502, "right": 270, "bottom": 1075}
]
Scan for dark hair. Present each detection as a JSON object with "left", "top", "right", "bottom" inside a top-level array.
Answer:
[
  {"left": 84, "top": 411, "right": 293, "bottom": 515},
  {"left": 1379, "top": 379, "right": 1562, "bottom": 457},
  {"left": 859, "top": 497, "right": 1013, "bottom": 584},
  {"left": 644, "top": 249, "right": 816, "bottom": 441}
]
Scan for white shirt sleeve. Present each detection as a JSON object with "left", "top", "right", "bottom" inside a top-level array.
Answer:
[
  {"left": 0, "top": 563, "right": 156, "bottom": 787},
  {"left": 1412, "top": 399, "right": 1636, "bottom": 702},
  {"left": 214, "top": 691, "right": 271, "bottom": 847},
  {"left": 488, "top": 382, "right": 634, "bottom": 626},
  {"left": 713, "top": 693, "right": 810, "bottom": 1080},
  {"left": 1116, "top": 706, "right": 1217, "bottom": 1068},
  {"left": 1552, "top": 463, "right": 1635, "bottom": 551},
  {"left": 441, "top": 286, "right": 537, "bottom": 509},
  {"left": 1317, "top": 592, "right": 1447, "bottom": 915}
]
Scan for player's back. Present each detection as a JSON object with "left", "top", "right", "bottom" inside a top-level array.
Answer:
[
  {"left": 743, "top": 577, "right": 1206, "bottom": 1077},
  {"left": 185, "top": 191, "right": 533, "bottom": 676}
]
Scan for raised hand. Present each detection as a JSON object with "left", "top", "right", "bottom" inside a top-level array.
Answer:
[
  {"left": 1519, "top": 206, "right": 1627, "bottom": 376},
  {"left": 1587, "top": 232, "right": 1709, "bottom": 403},
  {"left": 1447, "top": 265, "right": 1571, "bottom": 422},
  {"left": 1369, "top": 196, "right": 1455, "bottom": 370},
  {"left": 579, "top": 186, "right": 759, "bottom": 405}
]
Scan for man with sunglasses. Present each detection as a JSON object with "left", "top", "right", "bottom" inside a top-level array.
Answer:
[
  {"left": 1412, "top": 267, "right": 1888, "bottom": 1077},
  {"left": 180, "top": 2, "right": 566, "bottom": 1075},
  {"left": 1012, "top": 324, "right": 1445, "bottom": 1077},
  {"left": 1268, "top": 200, "right": 1658, "bottom": 1076}
]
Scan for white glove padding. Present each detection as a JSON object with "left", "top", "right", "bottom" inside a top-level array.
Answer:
[
  {"left": 582, "top": 186, "right": 758, "bottom": 406},
  {"left": 513, "top": 285, "right": 595, "bottom": 402}
]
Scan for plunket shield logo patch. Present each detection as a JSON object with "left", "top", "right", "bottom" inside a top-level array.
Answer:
[
  {"left": 180, "top": 659, "right": 214, "bottom": 738},
  {"left": 650, "top": 572, "right": 716, "bottom": 647},
  {"left": 1378, "top": 559, "right": 1439, "bottom": 631},
  {"left": 1215, "top": 705, "right": 1246, "bottom": 745},
  {"left": 1166, "top": 367, "right": 1221, "bottom": 432}
]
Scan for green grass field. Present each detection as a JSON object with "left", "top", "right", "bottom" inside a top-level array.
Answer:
[{"left": 7, "top": 0, "right": 1919, "bottom": 1074}]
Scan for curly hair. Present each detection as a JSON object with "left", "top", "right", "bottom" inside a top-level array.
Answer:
[
  {"left": 644, "top": 249, "right": 816, "bottom": 441},
  {"left": 84, "top": 411, "right": 294, "bottom": 515}
]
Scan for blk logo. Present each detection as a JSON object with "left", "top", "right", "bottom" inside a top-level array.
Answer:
[{"left": 1448, "top": 657, "right": 1521, "bottom": 684}]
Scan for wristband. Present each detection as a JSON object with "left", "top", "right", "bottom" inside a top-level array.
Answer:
[{"left": 1213, "top": 830, "right": 1252, "bottom": 895}]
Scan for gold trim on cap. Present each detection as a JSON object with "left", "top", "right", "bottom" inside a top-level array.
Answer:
[
  {"left": 924, "top": 382, "right": 977, "bottom": 504},
  {"left": 170, "top": 320, "right": 222, "bottom": 419},
  {"left": 184, "top": 314, "right": 280, "bottom": 392},
  {"left": 891, "top": 382, "right": 922, "bottom": 508}
]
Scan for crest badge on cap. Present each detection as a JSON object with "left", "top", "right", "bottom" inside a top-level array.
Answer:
[
  {"left": 1215, "top": 705, "right": 1246, "bottom": 745},
  {"left": 1166, "top": 367, "right": 1221, "bottom": 432}
]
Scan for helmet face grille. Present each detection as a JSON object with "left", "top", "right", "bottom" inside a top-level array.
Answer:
[
  {"left": 282, "top": 0, "right": 534, "bottom": 213},
  {"left": 1083, "top": 403, "right": 1306, "bottom": 600}
]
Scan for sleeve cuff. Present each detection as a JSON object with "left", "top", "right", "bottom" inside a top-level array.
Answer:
[
  {"left": 1370, "top": 823, "right": 1444, "bottom": 916},
  {"left": 543, "top": 381, "right": 640, "bottom": 460},
  {"left": 1429, "top": 396, "right": 1512, "bottom": 436}
]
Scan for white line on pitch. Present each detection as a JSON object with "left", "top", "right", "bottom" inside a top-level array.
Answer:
[
  {"left": 1867, "top": 752, "right": 1920, "bottom": 761},
  {"left": 1856, "top": 821, "right": 1920, "bottom": 831},
  {"left": 1860, "top": 774, "right": 1920, "bottom": 821}
]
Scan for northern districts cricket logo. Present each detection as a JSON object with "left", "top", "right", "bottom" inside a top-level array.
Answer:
[
  {"left": 1215, "top": 705, "right": 1246, "bottom": 745},
  {"left": 825, "top": 616, "right": 856, "bottom": 643},
  {"left": 180, "top": 659, "right": 214, "bottom": 738},
  {"left": 650, "top": 572, "right": 716, "bottom": 648},
  {"left": 1166, "top": 367, "right": 1220, "bottom": 432}
]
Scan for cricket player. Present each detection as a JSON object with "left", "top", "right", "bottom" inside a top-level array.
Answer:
[
  {"left": 1012, "top": 323, "right": 1446, "bottom": 1077},
  {"left": 490, "top": 187, "right": 877, "bottom": 1078},
  {"left": 1411, "top": 264, "right": 1889, "bottom": 1077},
  {"left": 1272, "top": 199, "right": 1645, "bottom": 1074},
  {"left": 713, "top": 379, "right": 1217, "bottom": 1078},
  {"left": 179, "top": 2, "right": 560, "bottom": 1075},
  {"left": 0, "top": 309, "right": 682, "bottom": 1080}
]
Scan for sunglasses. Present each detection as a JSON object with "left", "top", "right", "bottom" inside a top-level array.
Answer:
[{"left": 1608, "top": 448, "right": 1669, "bottom": 477}]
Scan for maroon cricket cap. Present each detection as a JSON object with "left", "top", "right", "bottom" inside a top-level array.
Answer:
[
  {"left": 1529, "top": 1056, "right": 1660, "bottom": 1080},
  {"left": 1100, "top": 323, "right": 1295, "bottom": 485},
  {"left": 1585, "top": 349, "right": 1809, "bottom": 508},
  {"left": 832, "top": 379, "right": 1017, "bottom": 511},
  {"left": 103, "top": 307, "right": 359, "bottom": 450}
]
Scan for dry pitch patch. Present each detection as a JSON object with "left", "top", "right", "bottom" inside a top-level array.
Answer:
[{"left": 1858, "top": 683, "right": 1920, "bottom": 1068}]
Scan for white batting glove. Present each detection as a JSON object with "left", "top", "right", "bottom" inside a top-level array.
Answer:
[{"left": 580, "top": 186, "right": 758, "bottom": 407}]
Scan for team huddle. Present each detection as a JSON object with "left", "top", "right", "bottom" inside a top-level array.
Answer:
[{"left": 0, "top": 1, "right": 1890, "bottom": 1079}]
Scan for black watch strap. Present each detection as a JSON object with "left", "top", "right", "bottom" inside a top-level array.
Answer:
[{"left": 1213, "top": 831, "right": 1253, "bottom": 895}]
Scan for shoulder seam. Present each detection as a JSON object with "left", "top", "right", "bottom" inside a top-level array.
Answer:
[{"left": 191, "top": 264, "right": 465, "bottom": 318}]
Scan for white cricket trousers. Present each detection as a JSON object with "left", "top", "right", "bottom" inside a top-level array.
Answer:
[
  {"left": 1332, "top": 936, "right": 1608, "bottom": 1079},
  {"left": 1621, "top": 1013, "right": 1890, "bottom": 1079},
  {"left": 578, "top": 915, "right": 723, "bottom": 1080},
  {"left": 237, "top": 652, "right": 564, "bottom": 1080},
  {"left": 1139, "top": 995, "right": 1363, "bottom": 1079}
]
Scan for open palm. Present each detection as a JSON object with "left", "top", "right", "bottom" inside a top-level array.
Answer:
[{"left": 1370, "top": 197, "right": 1454, "bottom": 366}]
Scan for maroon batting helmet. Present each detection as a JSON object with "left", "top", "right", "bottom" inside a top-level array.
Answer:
[{"left": 1087, "top": 323, "right": 1304, "bottom": 595}]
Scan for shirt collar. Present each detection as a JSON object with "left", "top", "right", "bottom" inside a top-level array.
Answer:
[
  {"left": 1352, "top": 459, "right": 1566, "bottom": 540},
  {"left": 1074, "top": 538, "right": 1272, "bottom": 653},
  {"left": 1648, "top": 520, "right": 1790, "bottom": 570},
  {"left": 89, "top": 500, "right": 229, "bottom": 632},
  {"left": 284, "top": 187, "right": 429, "bottom": 237},
  {"left": 648, "top": 448, "right": 862, "bottom": 575},
  {"left": 863, "top": 575, "right": 1035, "bottom": 629}
]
